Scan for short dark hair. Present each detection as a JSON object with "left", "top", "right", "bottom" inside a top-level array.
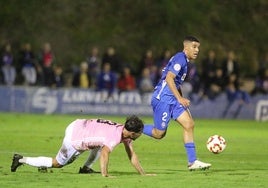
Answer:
[
  {"left": 124, "top": 115, "right": 144, "bottom": 133},
  {"left": 184, "top": 36, "right": 200, "bottom": 43}
]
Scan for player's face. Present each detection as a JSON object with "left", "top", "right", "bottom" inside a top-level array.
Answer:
[
  {"left": 130, "top": 131, "right": 142, "bottom": 141},
  {"left": 123, "top": 129, "right": 142, "bottom": 140},
  {"left": 184, "top": 41, "right": 200, "bottom": 60}
]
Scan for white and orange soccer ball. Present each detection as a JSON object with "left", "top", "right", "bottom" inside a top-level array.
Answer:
[{"left": 206, "top": 135, "right": 226, "bottom": 154}]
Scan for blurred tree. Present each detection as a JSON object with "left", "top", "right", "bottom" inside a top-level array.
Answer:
[{"left": 0, "top": 0, "right": 267, "bottom": 76}]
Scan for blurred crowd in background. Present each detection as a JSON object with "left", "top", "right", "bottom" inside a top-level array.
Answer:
[{"left": 1, "top": 42, "right": 268, "bottom": 103}]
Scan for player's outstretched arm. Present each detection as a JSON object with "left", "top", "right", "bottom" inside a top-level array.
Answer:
[
  {"left": 99, "top": 146, "right": 111, "bottom": 177},
  {"left": 123, "top": 141, "right": 156, "bottom": 176}
]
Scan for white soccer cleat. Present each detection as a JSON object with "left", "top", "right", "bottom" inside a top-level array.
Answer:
[{"left": 188, "top": 160, "right": 211, "bottom": 171}]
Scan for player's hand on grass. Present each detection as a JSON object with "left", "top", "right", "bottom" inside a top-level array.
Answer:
[
  {"left": 106, "top": 175, "right": 116, "bottom": 178},
  {"left": 102, "top": 174, "right": 116, "bottom": 178},
  {"left": 143, "top": 173, "right": 157, "bottom": 176}
]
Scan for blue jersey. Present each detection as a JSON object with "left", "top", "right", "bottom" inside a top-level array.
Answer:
[{"left": 152, "top": 52, "right": 188, "bottom": 103}]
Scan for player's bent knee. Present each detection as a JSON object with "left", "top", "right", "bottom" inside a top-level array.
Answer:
[
  {"left": 54, "top": 164, "right": 64, "bottom": 168},
  {"left": 153, "top": 129, "right": 166, "bottom": 139},
  {"left": 52, "top": 158, "right": 63, "bottom": 168},
  {"left": 155, "top": 134, "right": 165, "bottom": 139},
  {"left": 187, "top": 121, "right": 194, "bottom": 129}
]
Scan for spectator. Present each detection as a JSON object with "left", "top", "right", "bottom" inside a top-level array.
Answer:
[
  {"left": 18, "top": 43, "right": 37, "bottom": 86},
  {"left": 52, "top": 65, "right": 65, "bottom": 88},
  {"left": 96, "top": 62, "right": 117, "bottom": 101},
  {"left": 221, "top": 50, "right": 240, "bottom": 84},
  {"left": 200, "top": 50, "right": 217, "bottom": 94},
  {"left": 1, "top": 43, "right": 16, "bottom": 85},
  {"left": 181, "top": 61, "right": 201, "bottom": 99},
  {"left": 72, "top": 62, "right": 91, "bottom": 88},
  {"left": 223, "top": 73, "right": 250, "bottom": 118},
  {"left": 257, "top": 52, "right": 268, "bottom": 76},
  {"left": 117, "top": 66, "right": 136, "bottom": 93},
  {"left": 250, "top": 52, "right": 268, "bottom": 96},
  {"left": 86, "top": 46, "right": 101, "bottom": 88},
  {"left": 149, "top": 65, "right": 160, "bottom": 86},
  {"left": 35, "top": 63, "right": 44, "bottom": 86},
  {"left": 251, "top": 68, "right": 268, "bottom": 95},
  {"left": 102, "top": 47, "right": 121, "bottom": 74},
  {"left": 206, "top": 68, "right": 225, "bottom": 100},
  {"left": 138, "top": 67, "right": 154, "bottom": 94},
  {"left": 156, "top": 48, "right": 172, "bottom": 74},
  {"left": 39, "top": 42, "right": 55, "bottom": 86},
  {"left": 187, "top": 61, "right": 201, "bottom": 94},
  {"left": 138, "top": 49, "right": 156, "bottom": 76}
]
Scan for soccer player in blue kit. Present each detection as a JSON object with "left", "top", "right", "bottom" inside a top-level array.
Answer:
[{"left": 143, "top": 36, "right": 211, "bottom": 170}]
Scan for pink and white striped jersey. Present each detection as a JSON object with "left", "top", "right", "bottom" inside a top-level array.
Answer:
[{"left": 71, "top": 119, "right": 130, "bottom": 151}]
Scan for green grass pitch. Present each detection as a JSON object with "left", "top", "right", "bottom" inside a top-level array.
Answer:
[{"left": 0, "top": 113, "right": 267, "bottom": 188}]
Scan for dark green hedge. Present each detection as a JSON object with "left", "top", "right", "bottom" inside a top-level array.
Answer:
[{"left": 1, "top": 0, "right": 267, "bottom": 76}]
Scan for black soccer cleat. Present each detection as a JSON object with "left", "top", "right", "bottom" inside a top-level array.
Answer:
[
  {"left": 38, "top": 166, "right": 48, "bottom": 173},
  {"left": 11, "top": 154, "right": 23, "bottom": 172},
  {"left": 79, "top": 166, "right": 99, "bottom": 174}
]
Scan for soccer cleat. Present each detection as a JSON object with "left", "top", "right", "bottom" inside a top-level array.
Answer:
[
  {"left": 188, "top": 160, "right": 211, "bottom": 171},
  {"left": 38, "top": 167, "right": 48, "bottom": 173},
  {"left": 11, "top": 154, "right": 23, "bottom": 172},
  {"left": 79, "top": 166, "right": 99, "bottom": 174}
]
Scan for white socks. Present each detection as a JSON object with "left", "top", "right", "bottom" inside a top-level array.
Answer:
[
  {"left": 18, "top": 149, "right": 100, "bottom": 169},
  {"left": 84, "top": 148, "right": 101, "bottom": 168},
  {"left": 19, "top": 157, "right": 53, "bottom": 168}
]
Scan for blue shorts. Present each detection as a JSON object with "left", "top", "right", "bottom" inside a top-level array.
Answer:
[{"left": 151, "top": 97, "right": 186, "bottom": 131}]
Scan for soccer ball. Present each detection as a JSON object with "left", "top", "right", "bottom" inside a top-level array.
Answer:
[{"left": 206, "top": 135, "right": 226, "bottom": 154}]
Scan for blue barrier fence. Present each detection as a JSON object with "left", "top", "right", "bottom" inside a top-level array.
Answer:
[{"left": 0, "top": 86, "right": 267, "bottom": 121}]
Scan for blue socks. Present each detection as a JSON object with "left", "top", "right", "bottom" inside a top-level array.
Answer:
[
  {"left": 184, "top": 142, "right": 197, "bottom": 163},
  {"left": 143, "top": 124, "right": 154, "bottom": 137},
  {"left": 143, "top": 126, "right": 197, "bottom": 163}
]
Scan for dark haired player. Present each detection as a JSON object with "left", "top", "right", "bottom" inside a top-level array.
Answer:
[
  {"left": 143, "top": 36, "right": 211, "bottom": 170},
  {"left": 11, "top": 115, "right": 153, "bottom": 177}
]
